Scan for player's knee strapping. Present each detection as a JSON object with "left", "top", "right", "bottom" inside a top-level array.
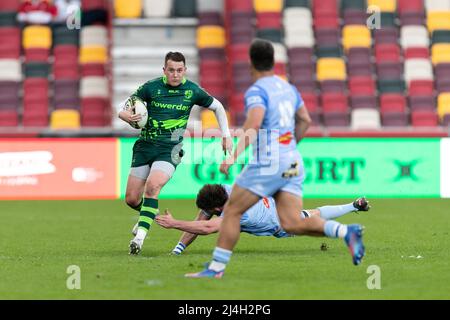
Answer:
[{"left": 138, "top": 198, "right": 159, "bottom": 232}]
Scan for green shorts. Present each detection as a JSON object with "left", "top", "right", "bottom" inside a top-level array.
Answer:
[{"left": 131, "top": 139, "right": 183, "bottom": 169}]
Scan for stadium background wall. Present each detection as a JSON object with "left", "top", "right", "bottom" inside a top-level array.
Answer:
[{"left": 0, "top": 138, "right": 446, "bottom": 200}]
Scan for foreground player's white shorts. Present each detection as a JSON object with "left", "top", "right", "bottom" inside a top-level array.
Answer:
[{"left": 235, "top": 151, "right": 305, "bottom": 198}]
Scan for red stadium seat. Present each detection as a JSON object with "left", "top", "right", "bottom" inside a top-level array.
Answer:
[
  {"left": 0, "top": 110, "right": 18, "bottom": 127},
  {"left": 54, "top": 45, "right": 78, "bottom": 61},
  {"left": 229, "top": 93, "right": 244, "bottom": 111},
  {"left": 404, "top": 47, "right": 430, "bottom": 60},
  {"left": 81, "top": 0, "right": 107, "bottom": 10},
  {"left": 200, "top": 60, "right": 226, "bottom": 79},
  {"left": 256, "top": 12, "right": 282, "bottom": 29},
  {"left": 0, "top": 0, "right": 20, "bottom": 11},
  {"left": 380, "top": 94, "right": 407, "bottom": 113},
  {"left": 227, "top": 0, "right": 253, "bottom": 12},
  {"left": 313, "top": 0, "right": 339, "bottom": 29},
  {"left": 54, "top": 45, "right": 79, "bottom": 80},
  {"left": 302, "top": 93, "right": 319, "bottom": 113},
  {"left": 22, "top": 110, "right": 49, "bottom": 127},
  {"left": 321, "top": 93, "right": 348, "bottom": 112},
  {"left": 349, "top": 76, "right": 376, "bottom": 96},
  {"left": 229, "top": 44, "right": 250, "bottom": 63},
  {"left": 375, "top": 44, "right": 401, "bottom": 63},
  {"left": 25, "top": 48, "right": 50, "bottom": 62},
  {"left": 411, "top": 110, "right": 438, "bottom": 127},
  {"left": 302, "top": 92, "right": 321, "bottom": 125},
  {"left": 313, "top": 16, "right": 339, "bottom": 29},
  {"left": 0, "top": 27, "right": 20, "bottom": 59},
  {"left": 81, "top": 63, "right": 106, "bottom": 77},
  {"left": 398, "top": 0, "right": 424, "bottom": 14},
  {"left": 23, "top": 78, "right": 49, "bottom": 103},
  {"left": 81, "top": 97, "right": 110, "bottom": 126},
  {"left": 409, "top": 80, "right": 434, "bottom": 96},
  {"left": 312, "top": 0, "right": 337, "bottom": 17},
  {"left": 23, "top": 78, "right": 49, "bottom": 126}
]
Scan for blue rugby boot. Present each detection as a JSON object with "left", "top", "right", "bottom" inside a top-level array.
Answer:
[{"left": 344, "top": 224, "right": 365, "bottom": 265}]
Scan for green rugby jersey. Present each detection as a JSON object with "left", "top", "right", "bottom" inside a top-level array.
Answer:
[{"left": 131, "top": 76, "right": 214, "bottom": 146}]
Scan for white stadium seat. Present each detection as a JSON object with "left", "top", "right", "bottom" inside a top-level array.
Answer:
[
  {"left": 351, "top": 108, "right": 381, "bottom": 130},
  {"left": 404, "top": 59, "right": 434, "bottom": 85},
  {"left": 400, "top": 26, "right": 430, "bottom": 49},
  {"left": 80, "top": 76, "right": 109, "bottom": 98}
]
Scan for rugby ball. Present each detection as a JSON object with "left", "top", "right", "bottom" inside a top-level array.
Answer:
[{"left": 130, "top": 98, "right": 148, "bottom": 129}]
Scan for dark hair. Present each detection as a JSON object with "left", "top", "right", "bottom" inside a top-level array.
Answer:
[
  {"left": 165, "top": 51, "right": 186, "bottom": 66},
  {"left": 196, "top": 184, "right": 229, "bottom": 212},
  {"left": 249, "top": 39, "right": 274, "bottom": 71}
]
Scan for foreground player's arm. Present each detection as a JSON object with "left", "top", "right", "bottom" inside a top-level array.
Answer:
[
  {"left": 294, "top": 104, "right": 312, "bottom": 143},
  {"left": 208, "top": 98, "right": 233, "bottom": 155}
]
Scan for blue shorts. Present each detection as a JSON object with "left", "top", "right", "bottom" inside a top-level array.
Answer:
[{"left": 235, "top": 152, "right": 305, "bottom": 198}]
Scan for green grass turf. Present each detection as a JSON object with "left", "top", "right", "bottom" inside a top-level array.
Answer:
[{"left": 0, "top": 198, "right": 449, "bottom": 299}]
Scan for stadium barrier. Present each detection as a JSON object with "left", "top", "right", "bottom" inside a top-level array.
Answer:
[
  {"left": 441, "top": 138, "right": 450, "bottom": 198},
  {"left": 0, "top": 138, "right": 118, "bottom": 200},
  {"left": 0, "top": 137, "right": 446, "bottom": 200},
  {"left": 119, "top": 137, "right": 441, "bottom": 199}
]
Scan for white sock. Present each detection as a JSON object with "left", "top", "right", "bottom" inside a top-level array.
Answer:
[
  {"left": 135, "top": 228, "right": 147, "bottom": 241},
  {"left": 208, "top": 260, "right": 226, "bottom": 272},
  {"left": 318, "top": 203, "right": 356, "bottom": 220}
]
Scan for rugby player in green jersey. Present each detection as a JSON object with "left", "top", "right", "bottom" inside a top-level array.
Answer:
[{"left": 118, "top": 52, "right": 233, "bottom": 255}]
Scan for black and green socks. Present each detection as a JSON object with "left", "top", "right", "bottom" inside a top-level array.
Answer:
[{"left": 135, "top": 198, "right": 159, "bottom": 240}]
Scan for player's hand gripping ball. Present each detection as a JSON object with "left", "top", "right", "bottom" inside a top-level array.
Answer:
[{"left": 127, "top": 97, "right": 148, "bottom": 129}]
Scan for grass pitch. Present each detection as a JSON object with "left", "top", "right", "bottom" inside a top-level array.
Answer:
[{"left": 0, "top": 198, "right": 449, "bottom": 299}]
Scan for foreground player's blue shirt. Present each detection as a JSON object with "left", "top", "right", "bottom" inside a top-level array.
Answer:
[
  {"left": 219, "top": 185, "right": 289, "bottom": 238},
  {"left": 244, "top": 75, "right": 304, "bottom": 163}
]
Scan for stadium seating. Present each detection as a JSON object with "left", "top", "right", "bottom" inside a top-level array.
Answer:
[
  {"left": 201, "top": 109, "right": 231, "bottom": 130},
  {"left": 342, "top": 25, "right": 372, "bottom": 52},
  {"left": 400, "top": 26, "right": 430, "bottom": 49},
  {"left": 317, "top": 58, "right": 347, "bottom": 81},
  {"left": 0, "top": 59, "right": 21, "bottom": 82},
  {"left": 197, "top": 26, "right": 226, "bottom": 49},
  {"left": 368, "top": 0, "right": 397, "bottom": 12},
  {"left": 50, "top": 109, "right": 81, "bottom": 129},
  {"left": 0, "top": 27, "right": 20, "bottom": 58},
  {"left": 438, "top": 93, "right": 450, "bottom": 123},
  {"left": 427, "top": 11, "right": 450, "bottom": 34},
  {"left": 23, "top": 78, "right": 49, "bottom": 127},
  {"left": 143, "top": 0, "right": 172, "bottom": 18},
  {"left": 114, "top": 0, "right": 142, "bottom": 18},
  {"left": 3, "top": 0, "right": 450, "bottom": 131},
  {"left": 351, "top": 108, "right": 381, "bottom": 130},
  {"left": 404, "top": 59, "right": 434, "bottom": 85},
  {"left": 431, "top": 44, "right": 450, "bottom": 65},
  {"left": 173, "top": 0, "right": 197, "bottom": 17}
]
